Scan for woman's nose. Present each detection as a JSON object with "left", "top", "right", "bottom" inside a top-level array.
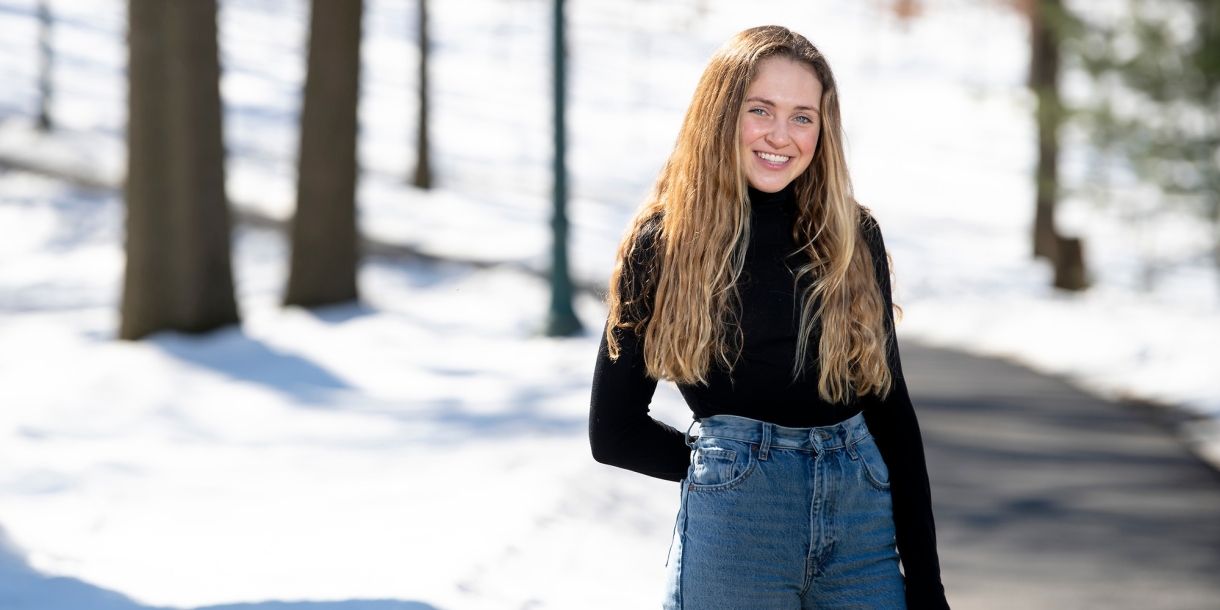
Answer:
[{"left": 766, "top": 122, "right": 790, "bottom": 147}]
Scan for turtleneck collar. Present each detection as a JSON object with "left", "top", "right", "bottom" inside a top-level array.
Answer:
[{"left": 747, "top": 182, "right": 796, "bottom": 208}]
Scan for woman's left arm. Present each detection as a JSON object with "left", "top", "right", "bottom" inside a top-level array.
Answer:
[{"left": 859, "top": 216, "right": 951, "bottom": 610}]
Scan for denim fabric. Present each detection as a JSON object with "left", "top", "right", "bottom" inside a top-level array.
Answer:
[{"left": 663, "top": 413, "right": 906, "bottom": 610}]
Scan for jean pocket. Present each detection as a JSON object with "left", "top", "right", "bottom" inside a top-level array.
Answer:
[
  {"left": 854, "top": 435, "right": 891, "bottom": 491},
  {"left": 689, "top": 442, "right": 754, "bottom": 491}
]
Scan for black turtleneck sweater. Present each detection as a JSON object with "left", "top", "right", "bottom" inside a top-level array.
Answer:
[{"left": 589, "top": 185, "right": 949, "bottom": 609}]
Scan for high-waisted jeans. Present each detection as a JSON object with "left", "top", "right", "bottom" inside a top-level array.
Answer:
[{"left": 663, "top": 412, "right": 906, "bottom": 609}]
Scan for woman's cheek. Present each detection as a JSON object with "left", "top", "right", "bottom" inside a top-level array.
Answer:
[{"left": 799, "top": 129, "right": 820, "bottom": 153}]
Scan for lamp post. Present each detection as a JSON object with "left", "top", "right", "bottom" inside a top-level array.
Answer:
[
  {"left": 37, "top": 0, "right": 52, "bottom": 131},
  {"left": 545, "top": 0, "right": 582, "bottom": 337},
  {"left": 411, "top": 0, "right": 431, "bottom": 189}
]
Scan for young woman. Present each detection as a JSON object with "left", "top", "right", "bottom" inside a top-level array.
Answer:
[{"left": 589, "top": 26, "right": 949, "bottom": 610}]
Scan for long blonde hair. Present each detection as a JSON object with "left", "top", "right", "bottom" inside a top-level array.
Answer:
[{"left": 606, "top": 25, "right": 892, "bottom": 403}]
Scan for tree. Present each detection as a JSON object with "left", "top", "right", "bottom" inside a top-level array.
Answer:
[
  {"left": 892, "top": 0, "right": 1089, "bottom": 289},
  {"left": 1028, "top": 0, "right": 1088, "bottom": 290},
  {"left": 36, "top": 0, "right": 52, "bottom": 131},
  {"left": 1073, "top": 0, "right": 1220, "bottom": 283},
  {"left": 120, "top": 0, "right": 239, "bottom": 341},
  {"left": 284, "top": 0, "right": 364, "bottom": 308},
  {"left": 1029, "top": 0, "right": 1062, "bottom": 261},
  {"left": 412, "top": 0, "right": 432, "bottom": 189},
  {"left": 545, "top": 0, "right": 581, "bottom": 336}
]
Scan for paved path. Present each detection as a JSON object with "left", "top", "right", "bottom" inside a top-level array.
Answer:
[{"left": 903, "top": 343, "right": 1220, "bottom": 610}]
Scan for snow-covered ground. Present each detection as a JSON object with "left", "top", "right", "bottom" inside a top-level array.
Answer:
[{"left": 0, "top": 0, "right": 1218, "bottom": 608}]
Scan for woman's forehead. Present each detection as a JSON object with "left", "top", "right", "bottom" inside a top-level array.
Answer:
[{"left": 746, "top": 58, "right": 823, "bottom": 107}]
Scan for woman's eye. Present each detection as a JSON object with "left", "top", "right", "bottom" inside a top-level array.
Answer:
[
  {"left": 750, "top": 108, "right": 767, "bottom": 116},
  {"left": 794, "top": 115, "right": 813, "bottom": 124}
]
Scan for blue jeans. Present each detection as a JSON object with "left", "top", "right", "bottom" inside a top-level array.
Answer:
[{"left": 664, "top": 412, "right": 906, "bottom": 609}]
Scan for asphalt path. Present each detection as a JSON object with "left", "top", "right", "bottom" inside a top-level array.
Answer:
[{"left": 903, "top": 343, "right": 1220, "bottom": 610}]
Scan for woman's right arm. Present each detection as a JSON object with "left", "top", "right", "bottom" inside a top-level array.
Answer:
[{"left": 589, "top": 325, "right": 691, "bottom": 481}]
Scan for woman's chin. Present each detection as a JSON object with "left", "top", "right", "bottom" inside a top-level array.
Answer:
[{"left": 747, "top": 175, "right": 795, "bottom": 193}]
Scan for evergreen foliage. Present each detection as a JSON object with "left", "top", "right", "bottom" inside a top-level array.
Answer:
[{"left": 1067, "top": 0, "right": 1220, "bottom": 270}]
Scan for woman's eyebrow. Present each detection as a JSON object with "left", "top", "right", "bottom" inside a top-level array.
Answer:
[{"left": 745, "top": 96, "right": 821, "bottom": 114}]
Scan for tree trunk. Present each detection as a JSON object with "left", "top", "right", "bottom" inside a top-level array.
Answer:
[
  {"left": 36, "top": 0, "right": 52, "bottom": 131},
  {"left": 284, "top": 0, "right": 363, "bottom": 308},
  {"left": 411, "top": 0, "right": 432, "bottom": 189},
  {"left": 1213, "top": 228, "right": 1220, "bottom": 291},
  {"left": 545, "top": 0, "right": 581, "bottom": 337},
  {"left": 120, "top": 0, "right": 239, "bottom": 341},
  {"left": 1211, "top": 197, "right": 1220, "bottom": 292},
  {"left": 1053, "top": 236, "right": 1088, "bottom": 290},
  {"left": 1029, "top": 0, "right": 1088, "bottom": 291},
  {"left": 1030, "top": 0, "right": 1061, "bottom": 261}
]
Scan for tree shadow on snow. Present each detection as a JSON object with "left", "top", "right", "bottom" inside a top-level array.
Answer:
[
  {"left": 153, "top": 326, "right": 350, "bottom": 405},
  {"left": 0, "top": 526, "right": 441, "bottom": 610},
  {"left": 302, "top": 302, "right": 378, "bottom": 325},
  {"left": 198, "top": 602, "right": 439, "bottom": 610},
  {"left": 0, "top": 543, "right": 146, "bottom": 609}
]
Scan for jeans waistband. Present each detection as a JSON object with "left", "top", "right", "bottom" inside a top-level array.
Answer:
[{"left": 689, "top": 411, "right": 870, "bottom": 452}]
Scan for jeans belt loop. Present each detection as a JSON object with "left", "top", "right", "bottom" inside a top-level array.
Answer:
[
  {"left": 759, "top": 423, "right": 773, "bottom": 461},
  {"left": 684, "top": 419, "right": 699, "bottom": 448}
]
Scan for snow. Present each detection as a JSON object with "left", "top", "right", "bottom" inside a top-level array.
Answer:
[
  {"left": 0, "top": 0, "right": 1217, "bottom": 608},
  {"left": 0, "top": 170, "right": 692, "bottom": 609}
]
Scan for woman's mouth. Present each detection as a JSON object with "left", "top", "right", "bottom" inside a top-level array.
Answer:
[{"left": 755, "top": 151, "right": 791, "bottom": 166}]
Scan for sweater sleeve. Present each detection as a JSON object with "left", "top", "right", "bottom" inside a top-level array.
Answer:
[
  {"left": 588, "top": 228, "right": 691, "bottom": 482},
  {"left": 859, "top": 216, "right": 951, "bottom": 610},
  {"left": 589, "top": 325, "right": 690, "bottom": 481}
]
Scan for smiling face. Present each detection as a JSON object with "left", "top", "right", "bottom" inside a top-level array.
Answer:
[{"left": 738, "top": 57, "right": 824, "bottom": 193}]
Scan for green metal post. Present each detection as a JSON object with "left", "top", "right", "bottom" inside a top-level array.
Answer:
[
  {"left": 37, "top": 0, "right": 52, "bottom": 131},
  {"left": 545, "top": 0, "right": 582, "bottom": 337}
]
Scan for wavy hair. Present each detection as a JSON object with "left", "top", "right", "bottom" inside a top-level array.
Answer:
[{"left": 605, "top": 25, "right": 892, "bottom": 403}]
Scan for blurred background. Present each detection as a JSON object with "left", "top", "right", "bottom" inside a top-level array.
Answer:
[{"left": 0, "top": 0, "right": 1217, "bottom": 608}]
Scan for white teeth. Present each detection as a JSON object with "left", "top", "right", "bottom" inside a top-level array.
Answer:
[{"left": 757, "top": 151, "right": 790, "bottom": 163}]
